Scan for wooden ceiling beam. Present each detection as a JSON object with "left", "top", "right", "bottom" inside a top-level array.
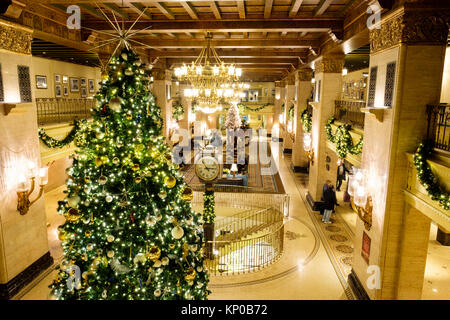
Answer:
[
  {"left": 153, "top": 2, "right": 175, "bottom": 20},
  {"left": 180, "top": 1, "right": 199, "bottom": 20},
  {"left": 78, "top": 3, "right": 105, "bottom": 20},
  {"left": 83, "top": 19, "right": 342, "bottom": 33},
  {"left": 132, "top": 38, "right": 319, "bottom": 49},
  {"left": 289, "top": 0, "right": 303, "bottom": 18},
  {"left": 129, "top": 3, "right": 153, "bottom": 19},
  {"left": 314, "top": 0, "right": 334, "bottom": 16},
  {"left": 264, "top": 0, "right": 273, "bottom": 19},
  {"left": 237, "top": 0, "right": 245, "bottom": 19},
  {"left": 167, "top": 58, "right": 299, "bottom": 65},
  {"left": 102, "top": 3, "right": 130, "bottom": 19},
  {"left": 148, "top": 49, "right": 307, "bottom": 58},
  {"left": 210, "top": 1, "right": 221, "bottom": 19}
]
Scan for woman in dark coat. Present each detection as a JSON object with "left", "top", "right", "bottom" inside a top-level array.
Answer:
[{"left": 322, "top": 185, "right": 336, "bottom": 224}]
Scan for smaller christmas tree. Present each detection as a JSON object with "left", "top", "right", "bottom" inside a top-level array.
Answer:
[{"left": 225, "top": 103, "right": 241, "bottom": 130}]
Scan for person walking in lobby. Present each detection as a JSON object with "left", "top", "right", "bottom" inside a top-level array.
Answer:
[
  {"left": 322, "top": 182, "right": 336, "bottom": 224},
  {"left": 336, "top": 159, "right": 349, "bottom": 192}
]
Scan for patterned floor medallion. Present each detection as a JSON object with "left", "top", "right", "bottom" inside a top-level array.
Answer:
[
  {"left": 329, "top": 234, "right": 348, "bottom": 242},
  {"left": 285, "top": 231, "right": 301, "bottom": 240},
  {"left": 335, "top": 245, "right": 354, "bottom": 254},
  {"left": 341, "top": 257, "right": 353, "bottom": 266},
  {"left": 325, "top": 225, "right": 341, "bottom": 232}
]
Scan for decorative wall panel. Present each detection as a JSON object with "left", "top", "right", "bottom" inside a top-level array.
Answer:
[
  {"left": 367, "top": 66, "right": 377, "bottom": 107},
  {"left": 384, "top": 62, "right": 396, "bottom": 108},
  {"left": 18, "top": 65, "right": 32, "bottom": 103}
]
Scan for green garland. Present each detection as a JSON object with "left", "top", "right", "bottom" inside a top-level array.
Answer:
[
  {"left": 203, "top": 190, "right": 216, "bottom": 224},
  {"left": 172, "top": 101, "right": 185, "bottom": 120},
  {"left": 288, "top": 105, "right": 295, "bottom": 121},
  {"left": 325, "top": 117, "right": 363, "bottom": 159},
  {"left": 414, "top": 141, "right": 450, "bottom": 210},
  {"left": 300, "top": 108, "right": 312, "bottom": 133},
  {"left": 237, "top": 102, "right": 271, "bottom": 113},
  {"left": 38, "top": 119, "right": 86, "bottom": 148}
]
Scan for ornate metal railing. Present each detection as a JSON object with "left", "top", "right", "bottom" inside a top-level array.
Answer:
[
  {"left": 214, "top": 206, "right": 283, "bottom": 246},
  {"left": 427, "top": 104, "right": 450, "bottom": 152},
  {"left": 36, "top": 98, "right": 96, "bottom": 125},
  {"left": 205, "top": 221, "right": 284, "bottom": 275},
  {"left": 334, "top": 100, "right": 366, "bottom": 128}
]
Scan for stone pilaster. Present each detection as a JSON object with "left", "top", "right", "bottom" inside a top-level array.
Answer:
[
  {"left": 273, "top": 80, "right": 285, "bottom": 140},
  {"left": 350, "top": 5, "right": 449, "bottom": 300},
  {"left": 306, "top": 54, "right": 344, "bottom": 208},
  {"left": 282, "top": 76, "right": 296, "bottom": 152},
  {"left": 292, "top": 68, "right": 313, "bottom": 172}
]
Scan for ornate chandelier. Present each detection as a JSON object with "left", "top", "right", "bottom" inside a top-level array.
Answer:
[{"left": 174, "top": 33, "right": 243, "bottom": 113}]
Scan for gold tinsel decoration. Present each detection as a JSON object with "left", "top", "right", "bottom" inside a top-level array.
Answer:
[
  {"left": 164, "top": 176, "right": 176, "bottom": 188},
  {"left": 181, "top": 187, "right": 194, "bottom": 202},
  {"left": 147, "top": 246, "right": 161, "bottom": 261},
  {"left": 65, "top": 208, "right": 81, "bottom": 222},
  {"left": 185, "top": 267, "right": 196, "bottom": 282}
]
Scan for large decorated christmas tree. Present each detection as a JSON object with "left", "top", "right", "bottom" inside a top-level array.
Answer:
[{"left": 50, "top": 48, "right": 209, "bottom": 300}]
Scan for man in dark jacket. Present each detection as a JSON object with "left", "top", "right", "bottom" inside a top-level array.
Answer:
[
  {"left": 322, "top": 184, "right": 336, "bottom": 224},
  {"left": 336, "top": 159, "right": 349, "bottom": 191}
]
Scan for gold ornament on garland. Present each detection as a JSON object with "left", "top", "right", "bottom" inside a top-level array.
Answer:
[
  {"left": 131, "top": 164, "right": 140, "bottom": 171},
  {"left": 181, "top": 187, "right": 193, "bottom": 202},
  {"left": 164, "top": 176, "right": 176, "bottom": 188},
  {"left": 65, "top": 208, "right": 81, "bottom": 223},
  {"left": 185, "top": 267, "right": 196, "bottom": 282},
  {"left": 147, "top": 246, "right": 161, "bottom": 261}
]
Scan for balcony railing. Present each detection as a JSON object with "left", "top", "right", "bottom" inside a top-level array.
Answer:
[
  {"left": 36, "top": 98, "right": 96, "bottom": 125},
  {"left": 427, "top": 103, "right": 450, "bottom": 152},
  {"left": 334, "top": 100, "right": 366, "bottom": 128},
  {"left": 240, "top": 97, "right": 275, "bottom": 105}
]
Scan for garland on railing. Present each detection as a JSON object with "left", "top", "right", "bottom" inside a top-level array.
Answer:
[
  {"left": 300, "top": 108, "right": 312, "bottom": 133},
  {"left": 414, "top": 141, "right": 450, "bottom": 210},
  {"left": 172, "top": 101, "right": 185, "bottom": 120},
  {"left": 237, "top": 102, "right": 271, "bottom": 113},
  {"left": 325, "top": 116, "right": 363, "bottom": 159},
  {"left": 38, "top": 119, "right": 87, "bottom": 149},
  {"left": 288, "top": 105, "right": 295, "bottom": 120},
  {"left": 203, "top": 189, "right": 216, "bottom": 224}
]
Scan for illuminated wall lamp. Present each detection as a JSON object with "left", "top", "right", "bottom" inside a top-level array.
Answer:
[
  {"left": 17, "top": 167, "right": 49, "bottom": 215},
  {"left": 347, "top": 170, "right": 373, "bottom": 231},
  {"left": 303, "top": 133, "right": 314, "bottom": 165}
]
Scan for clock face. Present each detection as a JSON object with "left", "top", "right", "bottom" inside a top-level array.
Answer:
[{"left": 195, "top": 156, "right": 220, "bottom": 182}]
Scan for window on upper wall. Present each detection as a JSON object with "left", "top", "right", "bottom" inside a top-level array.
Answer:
[
  {"left": 17, "top": 65, "right": 32, "bottom": 103},
  {"left": 368, "top": 66, "right": 378, "bottom": 107},
  {"left": 0, "top": 64, "right": 4, "bottom": 102}
]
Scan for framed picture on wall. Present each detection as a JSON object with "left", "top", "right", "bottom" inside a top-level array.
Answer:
[
  {"left": 70, "top": 77, "right": 79, "bottom": 92},
  {"left": 36, "top": 75, "right": 47, "bottom": 89},
  {"left": 55, "top": 84, "right": 62, "bottom": 97},
  {"left": 81, "top": 87, "right": 87, "bottom": 98},
  {"left": 63, "top": 75, "right": 68, "bottom": 84},
  {"left": 80, "top": 77, "right": 87, "bottom": 86},
  {"left": 88, "top": 79, "right": 95, "bottom": 93},
  {"left": 55, "top": 74, "right": 61, "bottom": 83},
  {"left": 64, "top": 86, "right": 68, "bottom": 96}
]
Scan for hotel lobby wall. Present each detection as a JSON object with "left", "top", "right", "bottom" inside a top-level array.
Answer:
[
  {"left": 31, "top": 57, "right": 101, "bottom": 99},
  {"left": 340, "top": 68, "right": 369, "bottom": 101},
  {"left": 0, "top": 48, "right": 51, "bottom": 290}
]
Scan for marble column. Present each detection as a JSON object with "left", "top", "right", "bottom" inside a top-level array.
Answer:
[
  {"left": 292, "top": 68, "right": 313, "bottom": 172},
  {"left": 273, "top": 81, "right": 285, "bottom": 139},
  {"left": 306, "top": 55, "right": 344, "bottom": 209},
  {"left": 282, "top": 75, "right": 295, "bottom": 153},
  {"left": 0, "top": 19, "right": 53, "bottom": 299},
  {"left": 151, "top": 68, "right": 173, "bottom": 140},
  {"left": 349, "top": 6, "right": 448, "bottom": 300}
]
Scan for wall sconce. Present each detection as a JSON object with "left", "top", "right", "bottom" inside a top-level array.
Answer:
[
  {"left": 17, "top": 166, "right": 49, "bottom": 215},
  {"left": 303, "top": 133, "right": 314, "bottom": 165},
  {"left": 347, "top": 168, "right": 372, "bottom": 230}
]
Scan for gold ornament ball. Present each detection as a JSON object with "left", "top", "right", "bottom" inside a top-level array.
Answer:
[
  {"left": 112, "top": 157, "right": 120, "bottom": 165},
  {"left": 136, "top": 144, "right": 145, "bottom": 152},
  {"left": 171, "top": 226, "right": 184, "bottom": 240},
  {"left": 65, "top": 208, "right": 81, "bottom": 223},
  {"left": 159, "top": 191, "right": 167, "bottom": 199},
  {"left": 147, "top": 246, "right": 161, "bottom": 261},
  {"left": 181, "top": 187, "right": 194, "bottom": 202},
  {"left": 58, "top": 232, "right": 66, "bottom": 241},
  {"left": 164, "top": 176, "right": 176, "bottom": 189},
  {"left": 135, "top": 177, "right": 142, "bottom": 184},
  {"left": 169, "top": 244, "right": 175, "bottom": 249},
  {"left": 98, "top": 176, "right": 107, "bottom": 185},
  {"left": 95, "top": 157, "right": 103, "bottom": 166},
  {"left": 85, "top": 230, "right": 92, "bottom": 237},
  {"left": 132, "top": 164, "right": 140, "bottom": 171},
  {"left": 126, "top": 114, "right": 133, "bottom": 120},
  {"left": 109, "top": 97, "right": 122, "bottom": 112},
  {"left": 185, "top": 267, "right": 196, "bottom": 282}
]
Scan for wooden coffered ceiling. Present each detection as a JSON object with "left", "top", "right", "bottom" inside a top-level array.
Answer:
[{"left": 10, "top": 0, "right": 372, "bottom": 81}]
